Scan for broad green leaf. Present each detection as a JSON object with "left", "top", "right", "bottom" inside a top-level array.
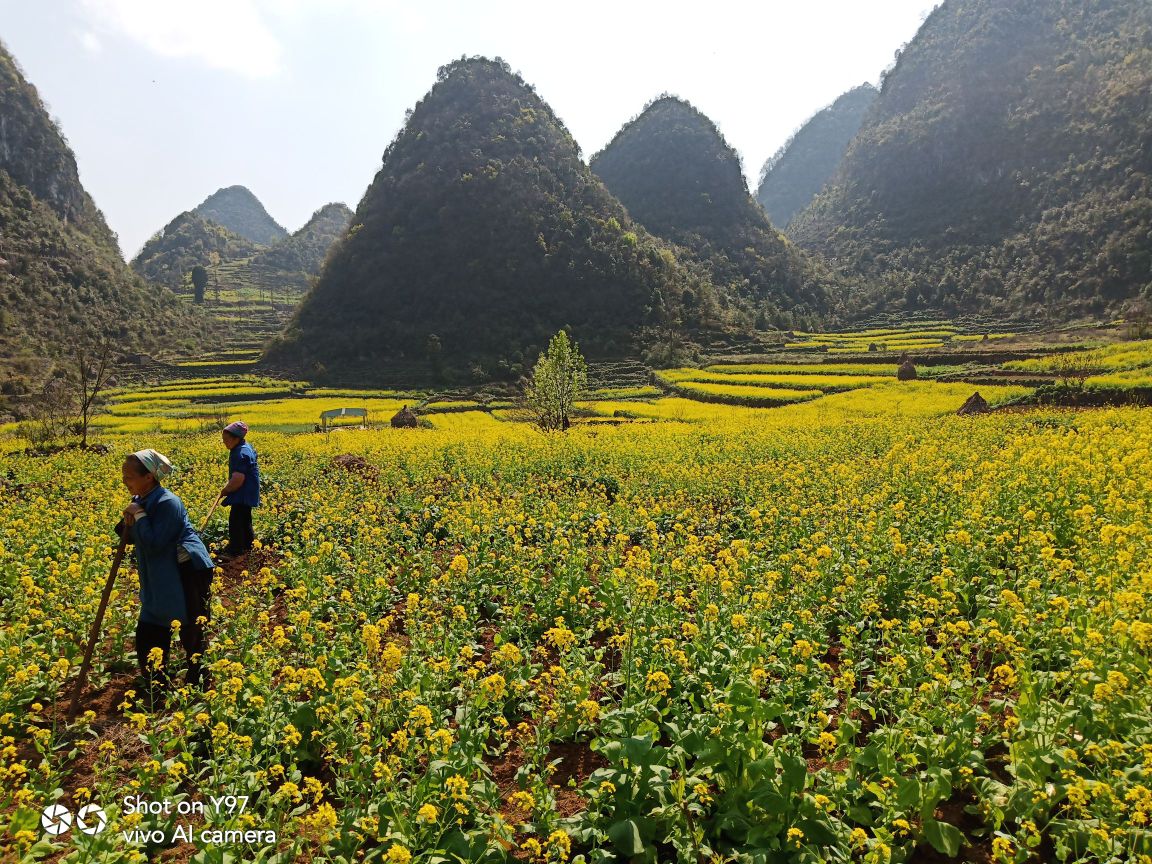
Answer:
[
  {"left": 797, "top": 815, "right": 839, "bottom": 846},
  {"left": 8, "top": 807, "right": 39, "bottom": 834},
  {"left": 780, "top": 754, "right": 807, "bottom": 793},
  {"left": 896, "top": 776, "right": 921, "bottom": 809},
  {"left": 608, "top": 819, "right": 645, "bottom": 855},
  {"left": 923, "top": 818, "right": 963, "bottom": 856},
  {"left": 622, "top": 735, "right": 654, "bottom": 763}
]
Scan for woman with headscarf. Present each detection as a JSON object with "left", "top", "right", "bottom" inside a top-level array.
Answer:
[
  {"left": 118, "top": 449, "right": 215, "bottom": 702},
  {"left": 219, "top": 420, "right": 260, "bottom": 559}
]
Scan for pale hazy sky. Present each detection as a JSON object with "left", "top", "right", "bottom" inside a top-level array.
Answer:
[{"left": 0, "top": 0, "right": 938, "bottom": 258}]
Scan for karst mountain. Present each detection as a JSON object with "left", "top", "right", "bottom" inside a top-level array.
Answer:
[
  {"left": 756, "top": 84, "right": 877, "bottom": 231},
  {"left": 268, "top": 57, "right": 721, "bottom": 378},
  {"left": 132, "top": 201, "right": 351, "bottom": 295},
  {"left": 0, "top": 40, "right": 209, "bottom": 363},
  {"left": 192, "top": 185, "right": 287, "bottom": 246},
  {"left": 131, "top": 211, "right": 261, "bottom": 290},
  {"left": 789, "top": 0, "right": 1152, "bottom": 319},
  {"left": 251, "top": 202, "right": 353, "bottom": 276},
  {"left": 591, "top": 96, "right": 832, "bottom": 331}
]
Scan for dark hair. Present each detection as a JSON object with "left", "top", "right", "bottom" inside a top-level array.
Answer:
[{"left": 123, "top": 454, "right": 151, "bottom": 476}]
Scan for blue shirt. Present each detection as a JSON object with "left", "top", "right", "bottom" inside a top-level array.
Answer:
[
  {"left": 129, "top": 485, "right": 215, "bottom": 627},
  {"left": 225, "top": 441, "right": 260, "bottom": 507}
]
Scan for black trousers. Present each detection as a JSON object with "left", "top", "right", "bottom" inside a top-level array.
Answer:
[
  {"left": 227, "top": 505, "right": 254, "bottom": 553},
  {"left": 135, "top": 562, "right": 214, "bottom": 695}
]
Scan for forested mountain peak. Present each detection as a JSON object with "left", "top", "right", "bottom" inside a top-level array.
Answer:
[
  {"left": 130, "top": 210, "right": 260, "bottom": 289},
  {"left": 131, "top": 199, "right": 353, "bottom": 295},
  {"left": 755, "top": 84, "right": 877, "bottom": 230},
  {"left": 302, "top": 202, "right": 353, "bottom": 228},
  {"left": 789, "top": 0, "right": 1152, "bottom": 319},
  {"left": 591, "top": 96, "right": 754, "bottom": 235},
  {"left": 590, "top": 95, "right": 831, "bottom": 329},
  {"left": 266, "top": 57, "right": 721, "bottom": 378},
  {"left": 192, "top": 185, "right": 287, "bottom": 246},
  {"left": 251, "top": 202, "right": 353, "bottom": 275}
]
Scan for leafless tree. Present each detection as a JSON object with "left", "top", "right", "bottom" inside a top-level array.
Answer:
[
  {"left": 74, "top": 340, "right": 116, "bottom": 447},
  {"left": 26, "top": 375, "right": 76, "bottom": 446},
  {"left": 1126, "top": 299, "right": 1151, "bottom": 340}
]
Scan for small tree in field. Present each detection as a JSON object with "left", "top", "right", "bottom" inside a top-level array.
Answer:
[
  {"left": 1050, "top": 352, "right": 1100, "bottom": 390},
  {"left": 525, "top": 330, "right": 587, "bottom": 431}
]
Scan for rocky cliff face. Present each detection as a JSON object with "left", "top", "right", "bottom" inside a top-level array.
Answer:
[
  {"left": 0, "top": 40, "right": 213, "bottom": 358},
  {"left": 0, "top": 43, "right": 118, "bottom": 250}
]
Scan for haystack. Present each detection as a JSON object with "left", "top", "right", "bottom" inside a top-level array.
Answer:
[
  {"left": 391, "top": 405, "right": 419, "bottom": 428},
  {"left": 897, "top": 359, "right": 917, "bottom": 381},
  {"left": 957, "top": 392, "right": 991, "bottom": 415}
]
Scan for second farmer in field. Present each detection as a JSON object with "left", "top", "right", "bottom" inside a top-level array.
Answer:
[{"left": 219, "top": 420, "right": 260, "bottom": 558}]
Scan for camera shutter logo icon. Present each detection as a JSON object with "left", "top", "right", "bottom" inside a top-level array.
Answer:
[
  {"left": 40, "top": 803, "right": 108, "bottom": 836},
  {"left": 41, "top": 804, "right": 72, "bottom": 836},
  {"left": 76, "top": 804, "right": 108, "bottom": 835}
]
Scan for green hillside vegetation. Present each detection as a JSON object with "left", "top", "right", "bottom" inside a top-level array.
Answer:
[
  {"left": 790, "top": 0, "right": 1152, "bottom": 320},
  {"left": 268, "top": 58, "right": 721, "bottom": 380},
  {"left": 131, "top": 211, "right": 261, "bottom": 289},
  {"left": 134, "top": 202, "right": 351, "bottom": 299},
  {"left": 755, "top": 84, "right": 877, "bottom": 230},
  {"left": 129, "top": 203, "right": 353, "bottom": 366},
  {"left": 590, "top": 96, "right": 832, "bottom": 331},
  {"left": 192, "top": 184, "right": 288, "bottom": 246},
  {"left": 251, "top": 202, "right": 352, "bottom": 275},
  {"left": 0, "top": 41, "right": 212, "bottom": 369}
]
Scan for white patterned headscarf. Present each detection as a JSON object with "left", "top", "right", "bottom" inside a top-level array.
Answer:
[{"left": 133, "top": 449, "right": 173, "bottom": 481}]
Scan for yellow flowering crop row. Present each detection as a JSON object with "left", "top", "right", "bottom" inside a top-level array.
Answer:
[
  {"left": 174, "top": 359, "right": 261, "bottom": 368},
  {"left": 1006, "top": 339, "right": 1152, "bottom": 374},
  {"left": 1086, "top": 368, "right": 1152, "bottom": 389},
  {"left": 658, "top": 379, "right": 824, "bottom": 405},
  {"left": 657, "top": 368, "right": 891, "bottom": 391},
  {"left": 705, "top": 363, "right": 901, "bottom": 377}
]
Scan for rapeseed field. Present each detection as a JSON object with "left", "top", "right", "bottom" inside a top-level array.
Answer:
[{"left": 1, "top": 387, "right": 1149, "bottom": 863}]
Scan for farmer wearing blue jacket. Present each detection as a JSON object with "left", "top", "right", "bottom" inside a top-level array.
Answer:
[
  {"left": 219, "top": 420, "right": 260, "bottom": 558},
  {"left": 118, "top": 449, "right": 215, "bottom": 700}
]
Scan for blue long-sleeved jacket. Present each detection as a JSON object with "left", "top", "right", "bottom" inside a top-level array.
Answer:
[
  {"left": 128, "top": 485, "right": 215, "bottom": 627},
  {"left": 225, "top": 441, "right": 260, "bottom": 507}
]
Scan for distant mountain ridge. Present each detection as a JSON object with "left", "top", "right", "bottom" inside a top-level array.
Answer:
[
  {"left": 132, "top": 201, "right": 351, "bottom": 296},
  {"left": 192, "top": 185, "right": 287, "bottom": 246},
  {"left": 790, "top": 0, "right": 1152, "bottom": 319},
  {"left": 756, "top": 84, "right": 877, "bottom": 231},
  {"left": 268, "top": 58, "right": 723, "bottom": 379},
  {"left": 252, "top": 202, "right": 352, "bottom": 275},
  {"left": 591, "top": 96, "right": 831, "bottom": 330},
  {"left": 131, "top": 211, "right": 261, "bottom": 289},
  {"left": 0, "top": 40, "right": 210, "bottom": 361}
]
